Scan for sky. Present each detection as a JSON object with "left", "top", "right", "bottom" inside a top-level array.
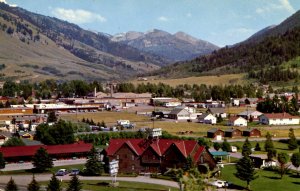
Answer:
[{"left": 2, "top": 0, "right": 300, "bottom": 47}]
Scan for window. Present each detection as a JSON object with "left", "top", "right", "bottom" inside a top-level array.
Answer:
[
  {"left": 289, "top": 118, "right": 292, "bottom": 121},
  {"left": 200, "top": 156, "right": 204, "bottom": 163},
  {"left": 132, "top": 155, "right": 135, "bottom": 160},
  {"left": 116, "top": 155, "right": 119, "bottom": 160},
  {"left": 132, "top": 165, "right": 135, "bottom": 170}
]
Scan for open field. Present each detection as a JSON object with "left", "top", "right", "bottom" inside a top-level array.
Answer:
[
  {"left": 130, "top": 74, "right": 246, "bottom": 87},
  {"left": 59, "top": 111, "right": 150, "bottom": 124},
  {"left": 221, "top": 164, "right": 300, "bottom": 191}
]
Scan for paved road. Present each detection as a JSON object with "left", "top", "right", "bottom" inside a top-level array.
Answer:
[
  {"left": 0, "top": 174, "right": 179, "bottom": 190},
  {"left": 212, "top": 136, "right": 300, "bottom": 143},
  {"left": 2, "top": 158, "right": 87, "bottom": 171}
]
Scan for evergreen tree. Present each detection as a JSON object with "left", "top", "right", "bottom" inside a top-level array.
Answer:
[
  {"left": 291, "top": 152, "right": 300, "bottom": 176},
  {"left": 235, "top": 156, "right": 257, "bottom": 190},
  {"left": 221, "top": 139, "right": 231, "bottom": 152},
  {"left": 27, "top": 175, "right": 40, "bottom": 191},
  {"left": 67, "top": 175, "right": 82, "bottom": 191},
  {"left": 267, "top": 149, "right": 277, "bottom": 161},
  {"left": 254, "top": 142, "right": 261, "bottom": 151},
  {"left": 277, "top": 152, "right": 289, "bottom": 179},
  {"left": 84, "top": 146, "right": 103, "bottom": 175},
  {"left": 288, "top": 128, "right": 298, "bottom": 150},
  {"left": 5, "top": 177, "right": 18, "bottom": 191},
  {"left": 32, "top": 147, "right": 53, "bottom": 172},
  {"left": 0, "top": 152, "right": 5, "bottom": 169},
  {"left": 264, "top": 132, "right": 274, "bottom": 152},
  {"left": 2, "top": 137, "right": 25, "bottom": 147},
  {"left": 47, "top": 111, "right": 57, "bottom": 123},
  {"left": 242, "top": 138, "right": 252, "bottom": 157},
  {"left": 47, "top": 174, "right": 62, "bottom": 191},
  {"left": 213, "top": 142, "right": 221, "bottom": 151}
]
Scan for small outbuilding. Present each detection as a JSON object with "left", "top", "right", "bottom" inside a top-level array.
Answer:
[
  {"left": 224, "top": 128, "right": 242, "bottom": 138},
  {"left": 243, "top": 128, "right": 261, "bottom": 137},
  {"left": 207, "top": 128, "right": 224, "bottom": 139}
]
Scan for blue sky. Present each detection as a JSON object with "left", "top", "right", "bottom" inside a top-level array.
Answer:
[{"left": 2, "top": 0, "right": 300, "bottom": 47}]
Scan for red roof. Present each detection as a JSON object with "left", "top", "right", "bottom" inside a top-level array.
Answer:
[
  {"left": 0, "top": 141, "right": 92, "bottom": 158},
  {"left": 263, "top": 112, "right": 299, "bottom": 119},
  {"left": 106, "top": 138, "right": 204, "bottom": 159}
]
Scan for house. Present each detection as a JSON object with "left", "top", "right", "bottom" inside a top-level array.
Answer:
[
  {"left": 198, "top": 114, "right": 217, "bottom": 124},
  {"left": 104, "top": 138, "right": 216, "bottom": 174},
  {"left": 168, "top": 107, "right": 191, "bottom": 120},
  {"left": 224, "top": 128, "right": 242, "bottom": 138},
  {"left": 259, "top": 113, "right": 300, "bottom": 125},
  {"left": 243, "top": 128, "right": 261, "bottom": 137},
  {"left": 207, "top": 128, "right": 224, "bottom": 139},
  {"left": 239, "top": 98, "right": 259, "bottom": 107},
  {"left": 207, "top": 107, "right": 227, "bottom": 118},
  {"left": 238, "top": 110, "right": 263, "bottom": 121},
  {"left": 250, "top": 154, "right": 277, "bottom": 168},
  {"left": 227, "top": 116, "right": 247, "bottom": 127}
]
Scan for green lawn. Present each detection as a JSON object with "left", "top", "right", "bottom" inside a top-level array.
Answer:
[
  {"left": 230, "top": 140, "right": 299, "bottom": 154},
  {"left": 41, "top": 180, "right": 179, "bottom": 191},
  {"left": 220, "top": 165, "right": 300, "bottom": 191}
]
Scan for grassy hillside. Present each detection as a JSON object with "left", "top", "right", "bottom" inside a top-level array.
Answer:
[{"left": 131, "top": 73, "right": 247, "bottom": 87}]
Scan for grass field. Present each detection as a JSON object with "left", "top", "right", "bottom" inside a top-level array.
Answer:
[
  {"left": 40, "top": 180, "right": 179, "bottom": 191},
  {"left": 130, "top": 74, "right": 246, "bottom": 87},
  {"left": 59, "top": 111, "right": 150, "bottom": 124},
  {"left": 220, "top": 164, "right": 300, "bottom": 191}
]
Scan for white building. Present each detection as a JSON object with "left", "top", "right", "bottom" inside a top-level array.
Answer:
[
  {"left": 198, "top": 114, "right": 217, "bottom": 124},
  {"left": 259, "top": 113, "right": 300, "bottom": 125},
  {"left": 238, "top": 110, "right": 263, "bottom": 121},
  {"left": 228, "top": 116, "right": 247, "bottom": 127}
]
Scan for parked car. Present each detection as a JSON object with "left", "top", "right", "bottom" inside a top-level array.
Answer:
[
  {"left": 55, "top": 169, "right": 68, "bottom": 176},
  {"left": 70, "top": 169, "right": 80, "bottom": 176},
  {"left": 209, "top": 180, "right": 228, "bottom": 188}
]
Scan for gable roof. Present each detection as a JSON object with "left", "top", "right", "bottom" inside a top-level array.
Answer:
[
  {"left": 169, "top": 107, "right": 190, "bottom": 115},
  {"left": 198, "top": 113, "right": 215, "bottom": 120},
  {"left": 106, "top": 138, "right": 203, "bottom": 160},
  {"left": 243, "top": 128, "right": 260, "bottom": 133},
  {"left": 229, "top": 116, "right": 246, "bottom": 122},
  {"left": 225, "top": 128, "right": 242, "bottom": 133},
  {"left": 238, "top": 110, "right": 262, "bottom": 116},
  {"left": 207, "top": 128, "right": 223, "bottom": 133},
  {"left": 262, "top": 113, "right": 299, "bottom": 119},
  {"left": 207, "top": 107, "right": 225, "bottom": 114}
]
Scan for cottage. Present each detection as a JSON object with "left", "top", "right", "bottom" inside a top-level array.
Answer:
[
  {"left": 243, "top": 128, "right": 261, "bottom": 137},
  {"left": 105, "top": 138, "right": 216, "bottom": 174},
  {"left": 224, "top": 128, "right": 242, "bottom": 138},
  {"left": 207, "top": 128, "right": 224, "bottom": 139},
  {"left": 207, "top": 107, "right": 227, "bottom": 118},
  {"left": 259, "top": 113, "right": 300, "bottom": 125},
  {"left": 168, "top": 107, "right": 191, "bottom": 120},
  {"left": 228, "top": 116, "right": 247, "bottom": 127},
  {"left": 198, "top": 114, "right": 217, "bottom": 124},
  {"left": 238, "top": 110, "right": 263, "bottom": 121},
  {"left": 250, "top": 154, "right": 277, "bottom": 168}
]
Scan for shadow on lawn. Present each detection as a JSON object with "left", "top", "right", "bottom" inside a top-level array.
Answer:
[
  {"left": 227, "top": 184, "right": 245, "bottom": 190},
  {"left": 292, "top": 182, "right": 300, "bottom": 185},
  {"left": 262, "top": 175, "right": 281, "bottom": 180}
]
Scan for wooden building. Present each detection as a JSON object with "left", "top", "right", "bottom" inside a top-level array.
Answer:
[
  {"left": 105, "top": 138, "right": 216, "bottom": 174},
  {"left": 224, "top": 128, "right": 242, "bottom": 138},
  {"left": 243, "top": 128, "right": 261, "bottom": 137},
  {"left": 207, "top": 128, "right": 224, "bottom": 139}
]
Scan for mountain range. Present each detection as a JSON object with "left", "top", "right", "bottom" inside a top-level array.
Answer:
[
  {"left": 152, "top": 10, "right": 300, "bottom": 79},
  {"left": 110, "top": 29, "right": 219, "bottom": 62},
  {"left": 0, "top": 2, "right": 218, "bottom": 82}
]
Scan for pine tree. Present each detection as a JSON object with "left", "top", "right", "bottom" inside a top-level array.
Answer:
[
  {"left": 221, "top": 139, "right": 231, "bottom": 152},
  {"left": 254, "top": 142, "right": 261, "bottom": 151},
  {"left": 288, "top": 128, "right": 298, "bottom": 150},
  {"left": 277, "top": 152, "right": 289, "bottom": 179},
  {"left": 84, "top": 146, "right": 103, "bottom": 175},
  {"left": 264, "top": 132, "right": 274, "bottom": 152},
  {"left": 5, "top": 177, "right": 18, "bottom": 191},
  {"left": 32, "top": 147, "right": 53, "bottom": 172},
  {"left": 0, "top": 152, "right": 5, "bottom": 169},
  {"left": 235, "top": 156, "right": 257, "bottom": 190},
  {"left": 47, "top": 174, "right": 62, "bottom": 191},
  {"left": 213, "top": 142, "right": 221, "bottom": 151},
  {"left": 67, "top": 175, "right": 82, "bottom": 191},
  {"left": 27, "top": 175, "right": 40, "bottom": 191},
  {"left": 242, "top": 138, "right": 252, "bottom": 157},
  {"left": 291, "top": 152, "right": 300, "bottom": 176}
]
